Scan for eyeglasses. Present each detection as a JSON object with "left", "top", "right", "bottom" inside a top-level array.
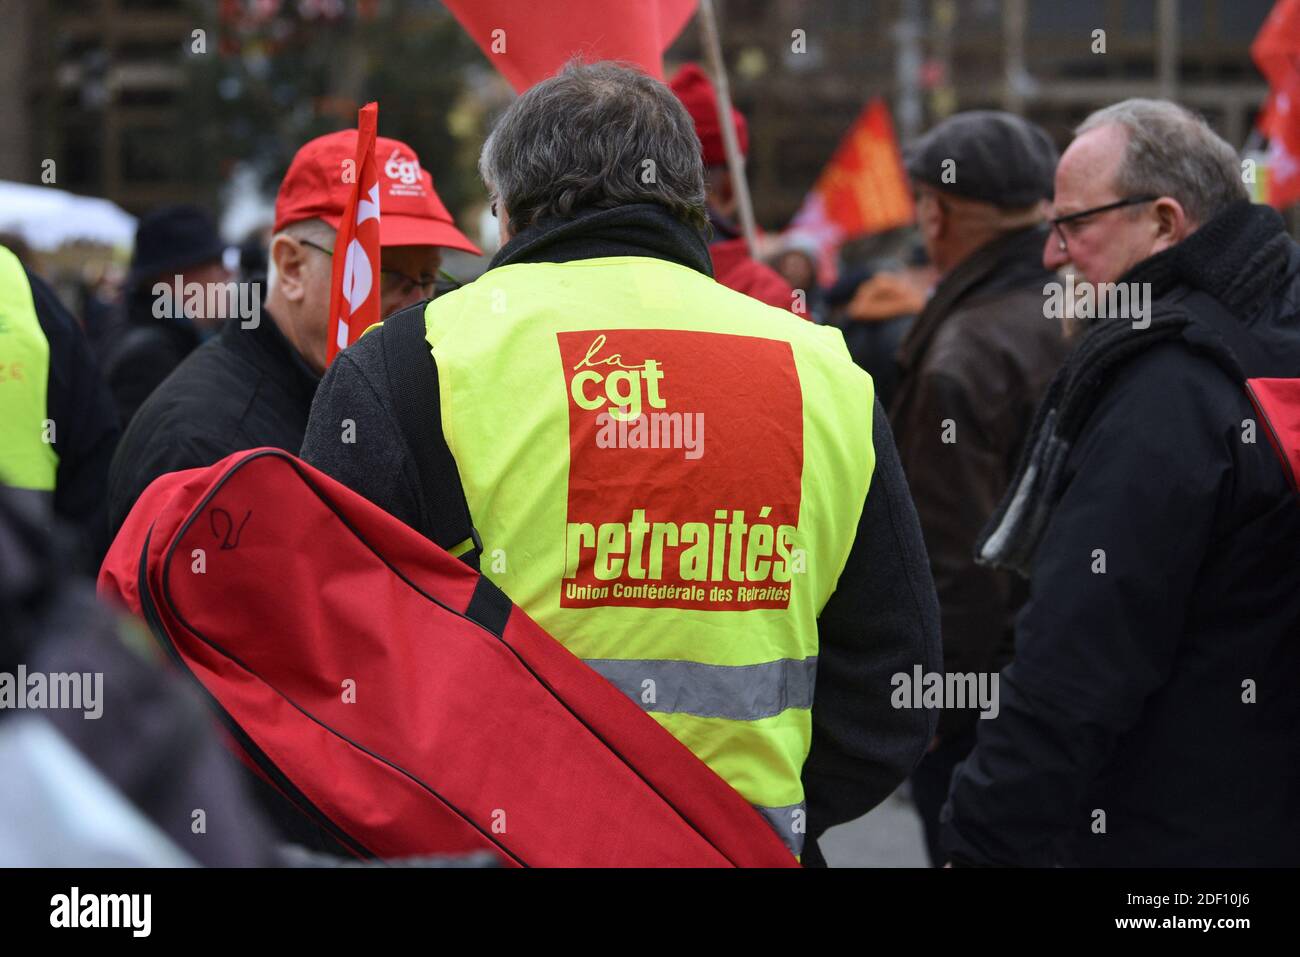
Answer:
[
  {"left": 1049, "top": 196, "right": 1158, "bottom": 253},
  {"left": 298, "top": 238, "right": 441, "bottom": 300}
]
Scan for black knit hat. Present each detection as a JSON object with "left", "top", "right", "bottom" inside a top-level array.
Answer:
[
  {"left": 127, "top": 204, "right": 227, "bottom": 290},
  {"left": 905, "top": 111, "right": 1058, "bottom": 208}
]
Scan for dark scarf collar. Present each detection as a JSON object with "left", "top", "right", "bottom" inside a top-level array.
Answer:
[
  {"left": 897, "top": 224, "right": 1053, "bottom": 374},
  {"left": 976, "top": 201, "right": 1292, "bottom": 576},
  {"left": 488, "top": 203, "right": 714, "bottom": 278}
]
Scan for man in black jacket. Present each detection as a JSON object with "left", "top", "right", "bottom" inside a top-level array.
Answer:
[
  {"left": 100, "top": 205, "right": 231, "bottom": 428},
  {"left": 0, "top": 246, "right": 119, "bottom": 569},
  {"left": 301, "top": 62, "right": 941, "bottom": 866},
  {"left": 107, "top": 130, "right": 479, "bottom": 535},
  {"left": 945, "top": 99, "right": 1300, "bottom": 866}
]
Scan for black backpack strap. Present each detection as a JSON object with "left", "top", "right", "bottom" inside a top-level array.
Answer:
[{"left": 380, "top": 303, "right": 482, "bottom": 569}]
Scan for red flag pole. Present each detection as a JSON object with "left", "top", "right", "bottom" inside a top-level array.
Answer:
[
  {"left": 326, "top": 102, "right": 381, "bottom": 366},
  {"left": 698, "top": 0, "right": 760, "bottom": 259}
]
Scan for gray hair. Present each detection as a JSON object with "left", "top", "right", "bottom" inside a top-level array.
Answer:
[
  {"left": 1076, "top": 99, "right": 1247, "bottom": 226},
  {"left": 479, "top": 61, "right": 708, "bottom": 235}
]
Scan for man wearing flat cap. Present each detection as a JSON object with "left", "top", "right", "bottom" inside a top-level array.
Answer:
[{"left": 887, "top": 110, "right": 1068, "bottom": 865}]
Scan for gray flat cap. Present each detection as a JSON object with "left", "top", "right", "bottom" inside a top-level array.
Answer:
[{"left": 904, "top": 110, "right": 1058, "bottom": 207}]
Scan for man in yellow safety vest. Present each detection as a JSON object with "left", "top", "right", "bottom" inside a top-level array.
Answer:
[
  {"left": 302, "top": 62, "right": 941, "bottom": 865},
  {"left": 0, "top": 244, "right": 119, "bottom": 565}
]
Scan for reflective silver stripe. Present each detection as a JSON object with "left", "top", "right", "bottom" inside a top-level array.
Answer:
[
  {"left": 582, "top": 656, "right": 817, "bottom": 721},
  {"left": 754, "top": 802, "right": 806, "bottom": 857}
]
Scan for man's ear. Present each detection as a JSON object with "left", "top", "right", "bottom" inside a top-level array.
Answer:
[
  {"left": 917, "top": 191, "right": 944, "bottom": 242},
  {"left": 270, "top": 234, "right": 308, "bottom": 302},
  {"left": 1151, "top": 196, "right": 1190, "bottom": 251},
  {"left": 932, "top": 195, "right": 948, "bottom": 241},
  {"left": 497, "top": 205, "right": 513, "bottom": 246}
]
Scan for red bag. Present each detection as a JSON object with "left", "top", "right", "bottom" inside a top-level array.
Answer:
[
  {"left": 98, "top": 448, "right": 797, "bottom": 868},
  {"left": 1247, "top": 377, "right": 1300, "bottom": 493}
]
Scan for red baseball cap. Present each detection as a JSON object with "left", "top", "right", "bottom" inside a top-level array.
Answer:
[{"left": 274, "top": 129, "right": 481, "bottom": 254}]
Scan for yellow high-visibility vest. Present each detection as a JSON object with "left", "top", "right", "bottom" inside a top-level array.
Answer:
[
  {"left": 423, "top": 254, "right": 876, "bottom": 854},
  {"left": 0, "top": 246, "right": 58, "bottom": 493}
]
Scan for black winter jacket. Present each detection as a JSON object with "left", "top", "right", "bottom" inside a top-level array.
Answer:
[
  {"left": 106, "top": 310, "right": 319, "bottom": 536},
  {"left": 101, "top": 288, "right": 204, "bottom": 429},
  {"left": 20, "top": 268, "right": 120, "bottom": 567},
  {"left": 943, "top": 201, "right": 1300, "bottom": 867}
]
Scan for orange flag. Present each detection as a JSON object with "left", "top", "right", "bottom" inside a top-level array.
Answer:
[
  {"left": 443, "top": 0, "right": 697, "bottom": 93},
  {"left": 787, "top": 98, "right": 914, "bottom": 283},
  {"left": 326, "top": 102, "right": 382, "bottom": 365}
]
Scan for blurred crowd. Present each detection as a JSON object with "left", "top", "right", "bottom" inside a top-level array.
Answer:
[{"left": 2, "top": 59, "right": 1299, "bottom": 868}]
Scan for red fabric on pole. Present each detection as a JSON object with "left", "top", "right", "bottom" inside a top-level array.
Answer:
[
  {"left": 443, "top": 0, "right": 697, "bottom": 92},
  {"left": 1252, "top": 1, "right": 1300, "bottom": 208},
  {"left": 786, "top": 97, "right": 915, "bottom": 284},
  {"left": 326, "top": 102, "right": 382, "bottom": 365},
  {"left": 1253, "top": 0, "right": 1300, "bottom": 88}
]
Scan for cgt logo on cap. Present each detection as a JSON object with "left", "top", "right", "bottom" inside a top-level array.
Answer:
[
  {"left": 384, "top": 149, "right": 426, "bottom": 196},
  {"left": 274, "top": 129, "right": 481, "bottom": 253}
]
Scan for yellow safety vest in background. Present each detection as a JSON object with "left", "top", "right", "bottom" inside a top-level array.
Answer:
[
  {"left": 0, "top": 245, "right": 58, "bottom": 493},
  {"left": 424, "top": 255, "right": 875, "bottom": 855}
]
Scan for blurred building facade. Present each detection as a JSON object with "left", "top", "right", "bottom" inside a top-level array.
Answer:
[
  {"left": 678, "top": 0, "right": 1272, "bottom": 225},
  {"left": 0, "top": 0, "right": 1277, "bottom": 227},
  {"left": 0, "top": 0, "right": 195, "bottom": 210},
  {"left": 0, "top": 0, "right": 477, "bottom": 224}
]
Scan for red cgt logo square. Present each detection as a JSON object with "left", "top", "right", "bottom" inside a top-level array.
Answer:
[{"left": 557, "top": 328, "right": 804, "bottom": 612}]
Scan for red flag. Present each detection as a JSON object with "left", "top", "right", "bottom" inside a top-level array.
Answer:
[
  {"left": 786, "top": 98, "right": 915, "bottom": 284},
  {"left": 443, "top": 0, "right": 697, "bottom": 93},
  {"left": 1252, "top": 0, "right": 1300, "bottom": 207},
  {"left": 326, "top": 102, "right": 382, "bottom": 365},
  {"left": 1253, "top": 0, "right": 1300, "bottom": 87}
]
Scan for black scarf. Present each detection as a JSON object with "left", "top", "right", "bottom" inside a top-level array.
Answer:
[
  {"left": 976, "top": 201, "right": 1292, "bottom": 575},
  {"left": 488, "top": 203, "right": 714, "bottom": 277}
]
